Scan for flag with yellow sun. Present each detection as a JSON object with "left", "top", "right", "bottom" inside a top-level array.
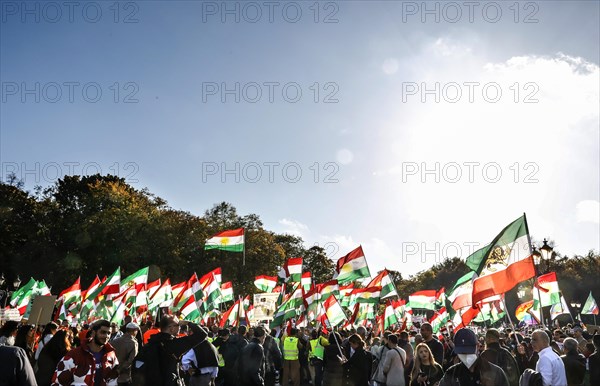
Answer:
[{"left": 204, "top": 228, "right": 245, "bottom": 252}]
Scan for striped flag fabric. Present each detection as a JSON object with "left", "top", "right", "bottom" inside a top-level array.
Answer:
[
  {"left": 219, "top": 282, "right": 234, "bottom": 303},
  {"left": 534, "top": 272, "right": 562, "bottom": 307},
  {"left": 205, "top": 228, "right": 244, "bottom": 252},
  {"left": 582, "top": 291, "right": 599, "bottom": 315},
  {"left": 367, "top": 269, "right": 398, "bottom": 299},
  {"left": 301, "top": 272, "right": 312, "bottom": 291},
  {"left": 317, "top": 280, "right": 339, "bottom": 301},
  {"left": 323, "top": 295, "right": 347, "bottom": 327},
  {"left": 350, "top": 287, "right": 381, "bottom": 304},
  {"left": 284, "top": 257, "right": 303, "bottom": 282},
  {"left": 254, "top": 275, "right": 278, "bottom": 292},
  {"left": 409, "top": 290, "right": 437, "bottom": 310},
  {"left": 469, "top": 215, "right": 536, "bottom": 304},
  {"left": 384, "top": 301, "right": 398, "bottom": 329},
  {"left": 334, "top": 246, "right": 371, "bottom": 284}
]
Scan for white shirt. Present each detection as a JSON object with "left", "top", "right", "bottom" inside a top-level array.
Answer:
[
  {"left": 536, "top": 346, "right": 567, "bottom": 386},
  {"left": 182, "top": 349, "right": 219, "bottom": 377}
]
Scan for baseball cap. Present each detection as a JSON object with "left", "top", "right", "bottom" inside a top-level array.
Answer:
[
  {"left": 454, "top": 328, "right": 478, "bottom": 354},
  {"left": 126, "top": 322, "right": 140, "bottom": 330}
]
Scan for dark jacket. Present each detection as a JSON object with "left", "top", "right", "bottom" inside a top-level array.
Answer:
[
  {"left": 35, "top": 346, "right": 63, "bottom": 386},
  {"left": 425, "top": 338, "right": 445, "bottom": 367},
  {"left": 342, "top": 347, "right": 372, "bottom": 386},
  {"left": 141, "top": 323, "right": 207, "bottom": 386},
  {"left": 589, "top": 351, "right": 600, "bottom": 386},
  {"left": 111, "top": 333, "right": 138, "bottom": 383},
  {"left": 192, "top": 339, "right": 219, "bottom": 368},
  {"left": 560, "top": 350, "right": 586, "bottom": 386},
  {"left": 0, "top": 345, "right": 38, "bottom": 386},
  {"left": 323, "top": 344, "right": 344, "bottom": 386},
  {"left": 213, "top": 334, "right": 247, "bottom": 386},
  {"left": 238, "top": 338, "right": 266, "bottom": 386},
  {"left": 480, "top": 342, "right": 520, "bottom": 386},
  {"left": 263, "top": 334, "right": 282, "bottom": 372},
  {"left": 439, "top": 357, "right": 509, "bottom": 386}
]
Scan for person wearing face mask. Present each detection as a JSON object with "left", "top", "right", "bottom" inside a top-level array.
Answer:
[{"left": 439, "top": 328, "right": 509, "bottom": 386}]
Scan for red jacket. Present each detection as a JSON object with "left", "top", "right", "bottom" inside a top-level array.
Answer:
[{"left": 52, "top": 340, "right": 119, "bottom": 386}]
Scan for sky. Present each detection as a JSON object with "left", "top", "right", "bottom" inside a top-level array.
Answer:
[{"left": 1, "top": 0, "right": 599, "bottom": 277}]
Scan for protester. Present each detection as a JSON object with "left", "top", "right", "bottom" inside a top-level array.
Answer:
[
  {"left": 35, "top": 330, "right": 71, "bottom": 386},
  {"left": 34, "top": 322, "right": 58, "bottom": 362},
  {"left": 410, "top": 343, "right": 444, "bottom": 386},
  {"left": 0, "top": 320, "right": 19, "bottom": 346},
  {"left": 135, "top": 315, "right": 207, "bottom": 386},
  {"left": 480, "top": 328, "right": 520, "bottom": 386},
  {"left": 298, "top": 328, "right": 312, "bottom": 385},
  {"left": 14, "top": 324, "right": 36, "bottom": 363},
  {"left": 322, "top": 332, "right": 344, "bottom": 386},
  {"left": 282, "top": 328, "right": 303, "bottom": 386},
  {"left": 51, "top": 319, "right": 119, "bottom": 386},
  {"left": 0, "top": 343, "right": 38, "bottom": 386},
  {"left": 340, "top": 333, "right": 371, "bottom": 386},
  {"left": 263, "top": 328, "right": 283, "bottom": 386},
  {"left": 238, "top": 326, "right": 267, "bottom": 386},
  {"left": 381, "top": 334, "right": 407, "bottom": 386},
  {"left": 182, "top": 326, "right": 219, "bottom": 386},
  {"left": 111, "top": 322, "right": 140, "bottom": 386},
  {"left": 398, "top": 331, "right": 415, "bottom": 385},
  {"left": 109, "top": 322, "right": 124, "bottom": 341},
  {"left": 560, "top": 337, "right": 586, "bottom": 386},
  {"left": 572, "top": 326, "right": 587, "bottom": 353},
  {"left": 589, "top": 333, "right": 600, "bottom": 386},
  {"left": 420, "top": 323, "right": 444, "bottom": 366},
  {"left": 439, "top": 328, "right": 509, "bottom": 386},
  {"left": 213, "top": 328, "right": 240, "bottom": 386},
  {"left": 530, "top": 329, "right": 568, "bottom": 386}
]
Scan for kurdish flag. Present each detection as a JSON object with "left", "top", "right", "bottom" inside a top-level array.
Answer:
[
  {"left": 335, "top": 246, "right": 371, "bottom": 284},
  {"left": 219, "top": 282, "right": 234, "bottom": 303},
  {"left": 350, "top": 287, "right": 381, "bottom": 304},
  {"left": 301, "top": 272, "right": 312, "bottom": 291},
  {"left": 534, "top": 272, "right": 561, "bottom": 307},
  {"left": 254, "top": 275, "right": 278, "bottom": 292},
  {"left": 367, "top": 269, "right": 398, "bottom": 299},
  {"left": 384, "top": 301, "right": 398, "bottom": 329},
  {"left": 409, "top": 290, "right": 437, "bottom": 310},
  {"left": 322, "top": 295, "right": 347, "bottom": 327},
  {"left": 469, "top": 215, "right": 536, "bottom": 305},
  {"left": 180, "top": 295, "right": 201, "bottom": 322},
  {"left": 582, "top": 291, "right": 599, "bottom": 315},
  {"left": 430, "top": 307, "right": 449, "bottom": 333},
  {"left": 205, "top": 228, "right": 244, "bottom": 252}
]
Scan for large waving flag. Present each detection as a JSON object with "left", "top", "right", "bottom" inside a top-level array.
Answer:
[
  {"left": 409, "top": 290, "right": 437, "bottom": 310},
  {"left": 367, "top": 269, "right": 398, "bottom": 299},
  {"left": 205, "top": 228, "right": 244, "bottom": 252},
  {"left": 582, "top": 291, "right": 599, "bottom": 315},
  {"left": 322, "top": 295, "right": 347, "bottom": 327},
  {"left": 448, "top": 272, "right": 477, "bottom": 310},
  {"left": 550, "top": 296, "right": 571, "bottom": 320},
  {"left": 59, "top": 277, "right": 81, "bottom": 314},
  {"left": 282, "top": 257, "right": 303, "bottom": 282},
  {"left": 9, "top": 278, "right": 37, "bottom": 315},
  {"left": 469, "top": 215, "right": 536, "bottom": 305},
  {"left": 334, "top": 246, "right": 371, "bottom": 284}
]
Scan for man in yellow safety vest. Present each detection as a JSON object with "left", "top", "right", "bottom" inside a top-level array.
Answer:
[{"left": 282, "top": 328, "right": 304, "bottom": 386}]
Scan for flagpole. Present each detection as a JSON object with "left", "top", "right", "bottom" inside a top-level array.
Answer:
[
  {"left": 242, "top": 228, "right": 246, "bottom": 266},
  {"left": 523, "top": 213, "right": 546, "bottom": 329},
  {"left": 501, "top": 296, "right": 520, "bottom": 343}
]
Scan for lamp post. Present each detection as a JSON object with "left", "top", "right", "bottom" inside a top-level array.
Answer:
[{"left": 570, "top": 302, "right": 582, "bottom": 322}]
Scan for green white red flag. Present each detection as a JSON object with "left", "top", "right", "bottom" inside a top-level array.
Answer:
[
  {"left": 301, "top": 272, "right": 312, "bottom": 291},
  {"left": 367, "top": 269, "right": 398, "bottom": 299},
  {"left": 409, "top": 290, "right": 437, "bottom": 310},
  {"left": 468, "top": 215, "right": 536, "bottom": 305},
  {"left": 582, "top": 291, "right": 599, "bottom": 315},
  {"left": 534, "top": 272, "right": 562, "bottom": 307},
  {"left": 254, "top": 275, "right": 278, "bottom": 292},
  {"left": 283, "top": 257, "right": 303, "bottom": 282}
]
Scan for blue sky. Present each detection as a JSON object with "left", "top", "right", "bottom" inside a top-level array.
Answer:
[{"left": 1, "top": 1, "right": 599, "bottom": 276}]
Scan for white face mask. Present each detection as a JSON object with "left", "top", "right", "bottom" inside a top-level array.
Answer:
[
  {"left": 409, "top": 337, "right": 415, "bottom": 343},
  {"left": 5, "top": 336, "right": 16, "bottom": 346},
  {"left": 458, "top": 353, "right": 478, "bottom": 368}
]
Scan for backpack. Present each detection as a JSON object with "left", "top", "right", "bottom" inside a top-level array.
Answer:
[{"left": 519, "top": 368, "right": 544, "bottom": 386}]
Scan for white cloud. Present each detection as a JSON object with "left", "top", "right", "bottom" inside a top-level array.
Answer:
[
  {"left": 278, "top": 218, "right": 310, "bottom": 238},
  {"left": 576, "top": 200, "right": 600, "bottom": 224},
  {"left": 336, "top": 149, "right": 354, "bottom": 165},
  {"left": 382, "top": 58, "right": 399, "bottom": 74}
]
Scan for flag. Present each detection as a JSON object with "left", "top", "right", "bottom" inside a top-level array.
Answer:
[
  {"left": 301, "top": 272, "right": 312, "bottom": 292},
  {"left": 367, "top": 269, "right": 398, "bottom": 299},
  {"left": 89, "top": 268, "right": 121, "bottom": 299},
  {"left": 283, "top": 257, "right": 303, "bottom": 282},
  {"left": 534, "top": 272, "right": 561, "bottom": 307},
  {"left": 317, "top": 280, "right": 339, "bottom": 301},
  {"left": 180, "top": 294, "right": 201, "bottom": 322},
  {"left": 220, "top": 299, "right": 243, "bottom": 327},
  {"left": 59, "top": 277, "right": 81, "bottom": 314},
  {"left": 120, "top": 267, "right": 148, "bottom": 293},
  {"left": 350, "top": 287, "right": 381, "bottom": 304},
  {"left": 582, "top": 291, "right": 599, "bottom": 315},
  {"left": 384, "top": 301, "right": 398, "bottom": 329},
  {"left": 205, "top": 228, "right": 244, "bottom": 252},
  {"left": 515, "top": 301, "right": 534, "bottom": 321},
  {"left": 200, "top": 268, "right": 222, "bottom": 288},
  {"left": 339, "top": 284, "right": 355, "bottom": 307},
  {"left": 148, "top": 279, "right": 173, "bottom": 311},
  {"left": 448, "top": 272, "right": 477, "bottom": 310},
  {"left": 9, "top": 278, "right": 37, "bottom": 315},
  {"left": 409, "top": 290, "right": 437, "bottom": 310},
  {"left": 334, "top": 246, "right": 371, "bottom": 284},
  {"left": 435, "top": 288, "right": 446, "bottom": 309},
  {"left": 323, "top": 295, "right": 347, "bottom": 327},
  {"left": 469, "top": 215, "right": 536, "bottom": 304},
  {"left": 550, "top": 296, "right": 571, "bottom": 320},
  {"left": 219, "top": 282, "right": 234, "bottom": 303},
  {"left": 254, "top": 275, "right": 277, "bottom": 292},
  {"left": 431, "top": 307, "right": 449, "bottom": 333}
]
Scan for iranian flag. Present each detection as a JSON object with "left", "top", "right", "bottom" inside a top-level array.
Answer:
[
  {"left": 59, "top": 277, "right": 82, "bottom": 316},
  {"left": 409, "top": 290, "right": 437, "bottom": 310},
  {"left": 205, "top": 228, "right": 244, "bottom": 252},
  {"left": 367, "top": 269, "right": 398, "bottom": 299},
  {"left": 534, "top": 272, "right": 561, "bottom": 307},
  {"left": 323, "top": 295, "right": 347, "bottom": 327},
  {"left": 120, "top": 267, "right": 148, "bottom": 295},
  {"left": 200, "top": 273, "right": 222, "bottom": 313},
  {"left": 435, "top": 288, "right": 446, "bottom": 309},
  {"left": 301, "top": 272, "right": 312, "bottom": 291},
  {"left": 254, "top": 275, "right": 277, "bottom": 292},
  {"left": 431, "top": 307, "right": 449, "bottom": 333},
  {"left": 448, "top": 272, "right": 477, "bottom": 310},
  {"left": 90, "top": 268, "right": 121, "bottom": 298},
  {"left": 145, "top": 279, "right": 162, "bottom": 301},
  {"left": 284, "top": 257, "right": 303, "bottom": 282},
  {"left": 582, "top": 291, "right": 599, "bottom": 315},
  {"left": 550, "top": 296, "right": 571, "bottom": 320},
  {"left": 9, "top": 278, "right": 37, "bottom": 315},
  {"left": 469, "top": 215, "right": 536, "bottom": 305},
  {"left": 335, "top": 246, "right": 371, "bottom": 284},
  {"left": 148, "top": 279, "right": 173, "bottom": 310}
]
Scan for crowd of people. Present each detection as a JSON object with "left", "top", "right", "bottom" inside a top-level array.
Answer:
[{"left": 1, "top": 316, "right": 599, "bottom": 386}]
